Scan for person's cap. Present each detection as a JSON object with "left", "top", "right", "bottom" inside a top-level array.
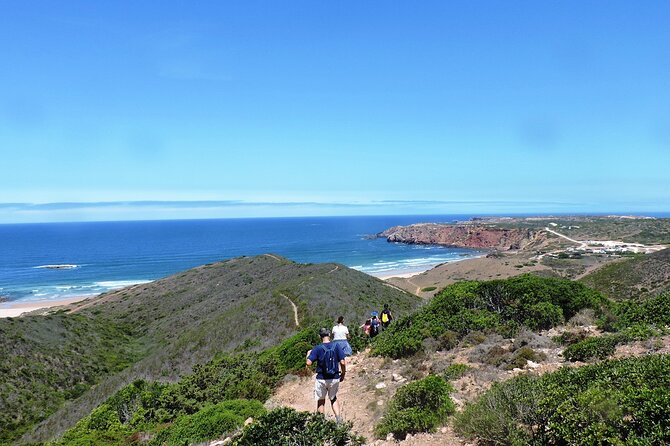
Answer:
[
  {"left": 319, "top": 327, "right": 331, "bottom": 338},
  {"left": 371, "top": 311, "right": 379, "bottom": 317}
]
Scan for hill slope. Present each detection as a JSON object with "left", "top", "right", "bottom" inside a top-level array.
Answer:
[
  {"left": 580, "top": 248, "right": 670, "bottom": 300},
  {"left": 1, "top": 255, "right": 418, "bottom": 444}
]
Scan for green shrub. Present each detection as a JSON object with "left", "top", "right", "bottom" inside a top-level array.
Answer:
[
  {"left": 552, "top": 330, "right": 589, "bottom": 346},
  {"left": 260, "top": 326, "right": 320, "bottom": 376},
  {"left": 149, "top": 400, "right": 265, "bottom": 446},
  {"left": 505, "top": 347, "right": 546, "bottom": 370},
  {"left": 233, "top": 407, "right": 364, "bottom": 446},
  {"left": 375, "top": 375, "right": 454, "bottom": 440},
  {"left": 524, "top": 302, "right": 564, "bottom": 330},
  {"left": 563, "top": 325, "right": 659, "bottom": 362},
  {"left": 348, "top": 330, "right": 371, "bottom": 353},
  {"left": 443, "top": 363, "right": 470, "bottom": 381},
  {"left": 436, "top": 330, "right": 460, "bottom": 350},
  {"left": 421, "top": 286, "right": 437, "bottom": 292},
  {"left": 373, "top": 275, "right": 607, "bottom": 359},
  {"left": 460, "top": 330, "right": 486, "bottom": 347},
  {"left": 455, "top": 354, "right": 670, "bottom": 445},
  {"left": 454, "top": 374, "right": 543, "bottom": 446},
  {"left": 616, "top": 292, "right": 670, "bottom": 328},
  {"left": 563, "top": 335, "right": 619, "bottom": 361}
]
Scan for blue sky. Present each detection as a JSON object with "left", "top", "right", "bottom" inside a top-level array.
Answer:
[{"left": 1, "top": 1, "right": 669, "bottom": 222}]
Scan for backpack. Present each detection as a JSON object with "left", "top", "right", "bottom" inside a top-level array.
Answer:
[
  {"left": 322, "top": 344, "right": 339, "bottom": 376},
  {"left": 370, "top": 319, "right": 380, "bottom": 336},
  {"left": 381, "top": 311, "right": 390, "bottom": 323}
]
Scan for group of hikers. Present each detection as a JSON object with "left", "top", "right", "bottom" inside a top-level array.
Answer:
[
  {"left": 361, "top": 303, "right": 393, "bottom": 338},
  {"left": 305, "top": 304, "right": 394, "bottom": 423}
]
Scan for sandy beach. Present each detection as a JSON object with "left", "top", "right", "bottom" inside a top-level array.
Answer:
[
  {"left": 378, "top": 270, "right": 424, "bottom": 280},
  {"left": 0, "top": 296, "right": 92, "bottom": 318}
]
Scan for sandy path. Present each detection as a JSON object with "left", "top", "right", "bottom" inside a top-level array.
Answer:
[
  {"left": 263, "top": 253, "right": 283, "bottom": 262},
  {"left": 267, "top": 351, "right": 468, "bottom": 445},
  {"left": 405, "top": 278, "right": 422, "bottom": 295},
  {"left": 280, "top": 293, "right": 300, "bottom": 327}
]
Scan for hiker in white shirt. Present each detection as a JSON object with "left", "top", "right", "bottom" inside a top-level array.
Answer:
[{"left": 332, "top": 316, "right": 353, "bottom": 356}]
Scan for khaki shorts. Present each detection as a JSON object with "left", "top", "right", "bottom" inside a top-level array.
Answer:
[{"left": 314, "top": 378, "right": 340, "bottom": 401}]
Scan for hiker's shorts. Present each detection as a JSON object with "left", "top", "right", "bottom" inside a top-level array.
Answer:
[
  {"left": 314, "top": 378, "right": 340, "bottom": 401},
  {"left": 333, "top": 339, "right": 353, "bottom": 356}
]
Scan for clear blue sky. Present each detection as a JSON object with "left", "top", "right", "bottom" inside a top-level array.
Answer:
[{"left": 1, "top": 1, "right": 669, "bottom": 222}]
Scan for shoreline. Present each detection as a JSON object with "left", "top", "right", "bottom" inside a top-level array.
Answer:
[
  {"left": 0, "top": 295, "right": 93, "bottom": 318},
  {"left": 0, "top": 255, "right": 483, "bottom": 318},
  {"left": 375, "top": 253, "right": 487, "bottom": 280},
  {"left": 377, "top": 270, "right": 424, "bottom": 280}
]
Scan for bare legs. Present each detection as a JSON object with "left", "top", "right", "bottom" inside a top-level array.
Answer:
[{"left": 316, "top": 398, "right": 341, "bottom": 421}]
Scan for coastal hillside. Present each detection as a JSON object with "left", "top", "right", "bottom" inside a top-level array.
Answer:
[
  {"left": 580, "top": 247, "right": 670, "bottom": 300},
  {"left": 33, "top": 274, "right": 670, "bottom": 446},
  {"left": 1, "top": 255, "right": 418, "bottom": 445}
]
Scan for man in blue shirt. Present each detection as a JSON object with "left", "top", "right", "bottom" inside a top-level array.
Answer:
[{"left": 306, "top": 327, "right": 347, "bottom": 423}]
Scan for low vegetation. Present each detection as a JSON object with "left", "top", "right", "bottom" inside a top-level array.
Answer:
[
  {"left": 442, "top": 363, "right": 470, "bottom": 381},
  {"left": 580, "top": 248, "right": 670, "bottom": 299},
  {"left": 372, "top": 274, "right": 607, "bottom": 358},
  {"left": 0, "top": 313, "right": 141, "bottom": 444},
  {"left": 375, "top": 375, "right": 455, "bottom": 440},
  {"left": 3, "top": 256, "right": 418, "bottom": 444},
  {"left": 42, "top": 325, "right": 348, "bottom": 446},
  {"left": 560, "top": 293, "right": 670, "bottom": 361},
  {"left": 233, "top": 407, "right": 364, "bottom": 446},
  {"left": 148, "top": 400, "right": 266, "bottom": 446},
  {"left": 455, "top": 354, "right": 670, "bottom": 445}
]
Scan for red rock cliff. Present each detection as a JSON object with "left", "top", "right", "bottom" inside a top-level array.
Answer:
[{"left": 379, "top": 223, "right": 544, "bottom": 251}]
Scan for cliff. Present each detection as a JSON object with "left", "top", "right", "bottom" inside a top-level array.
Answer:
[{"left": 379, "top": 223, "right": 545, "bottom": 251}]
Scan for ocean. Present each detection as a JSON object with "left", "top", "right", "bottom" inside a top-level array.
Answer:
[{"left": 0, "top": 215, "right": 483, "bottom": 303}]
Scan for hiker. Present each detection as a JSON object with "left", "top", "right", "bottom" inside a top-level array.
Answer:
[
  {"left": 332, "top": 316, "right": 353, "bottom": 356},
  {"left": 361, "top": 318, "right": 371, "bottom": 337},
  {"left": 306, "top": 328, "right": 347, "bottom": 423},
  {"left": 380, "top": 304, "right": 393, "bottom": 330},
  {"left": 369, "top": 311, "right": 381, "bottom": 338}
]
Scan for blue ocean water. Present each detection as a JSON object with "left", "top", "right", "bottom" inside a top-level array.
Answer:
[{"left": 0, "top": 215, "right": 483, "bottom": 303}]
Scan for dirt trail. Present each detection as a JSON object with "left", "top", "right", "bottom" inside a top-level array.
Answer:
[
  {"left": 382, "top": 282, "right": 411, "bottom": 295},
  {"left": 263, "top": 253, "right": 283, "bottom": 262},
  {"left": 267, "top": 350, "right": 468, "bottom": 445},
  {"left": 280, "top": 293, "right": 300, "bottom": 327},
  {"left": 405, "top": 278, "right": 422, "bottom": 295}
]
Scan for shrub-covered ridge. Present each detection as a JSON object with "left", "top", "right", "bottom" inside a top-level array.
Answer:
[{"left": 373, "top": 274, "right": 607, "bottom": 358}]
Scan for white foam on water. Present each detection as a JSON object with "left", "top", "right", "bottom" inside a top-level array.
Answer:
[
  {"left": 356, "top": 252, "right": 486, "bottom": 278},
  {"left": 33, "top": 264, "right": 79, "bottom": 269},
  {"left": 94, "top": 280, "right": 151, "bottom": 289}
]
